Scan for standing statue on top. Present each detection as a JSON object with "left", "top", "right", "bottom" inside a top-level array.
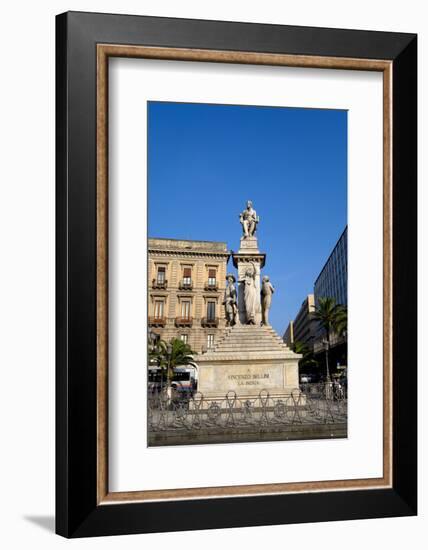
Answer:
[
  {"left": 239, "top": 200, "right": 259, "bottom": 238},
  {"left": 223, "top": 274, "right": 238, "bottom": 326},
  {"left": 261, "top": 275, "right": 275, "bottom": 326},
  {"left": 239, "top": 264, "right": 258, "bottom": 324}
]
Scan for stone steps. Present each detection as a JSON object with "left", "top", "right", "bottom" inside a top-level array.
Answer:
[
  {"left": 213, "top": 340, "right": 288, "bottom": 347},
  {"left": 214, "top": 343, "right": 281, "bottom": 348},
  {"left": 214, "top": 341, "right": 285, "bottom": 348},
  {"left": 221, "top": 334, "right": 280, "bottom": 340},
  {"left": 208, "top": 323, "right": 293, "bottom": 355},
  {"left": 214, "top": 351, "right": 292, "bottom": 355}
]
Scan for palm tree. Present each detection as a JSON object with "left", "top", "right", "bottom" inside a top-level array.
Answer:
[
  {"left": 313, "top": 297, "right": 347, "bottom": 381},
  {"left": 292, "top": 340, "right": 318, "bottom": 372},
  {"left": 292, "top": 340, "right": 309, "bottom": 355},
  {"left": 334, "top": 306, "right": 348, "bottom": 338},
  {"left": 148, "top": 337, "right": 195, "bottom": 395}
]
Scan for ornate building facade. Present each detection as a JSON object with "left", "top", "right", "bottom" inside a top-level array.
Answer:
[{"left": 148, "top": 238, "right": 230, "bottom": 353}]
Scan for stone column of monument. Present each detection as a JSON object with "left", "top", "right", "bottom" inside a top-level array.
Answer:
[{"left": 233, "top": 235, "right": 265, "bottom": 325}]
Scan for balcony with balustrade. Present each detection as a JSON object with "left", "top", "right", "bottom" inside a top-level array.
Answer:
[
  {"left": 201, "top": 317, "right": 219, "bottom": 328},
  {"left": 175, "top": 316, "right": 193, "bottom": 328},
  {"left": 204, "top": 281, "right": 218, "bottom": 291},
  {"left": 148, "top": 316, "right": 167, "bottom": 327},
  {"left": 152, "top": 278, "right": 168, "bottom": 290},
  {"left": 178, "top": 280, "right": 193, "bottom": 291}
]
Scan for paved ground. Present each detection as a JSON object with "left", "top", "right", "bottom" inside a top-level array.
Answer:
[{"left": 149, "top": 422, "right": 347, "bottom": 446}]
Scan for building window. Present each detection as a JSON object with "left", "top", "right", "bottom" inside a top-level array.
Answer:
[
  {"left": 207, "top": 301, "right": 216, "bottom": 321},
  {"left": 207, "top": 334, "right": 214, "bottom": 349},
  {"left": 154, "top": 300, "right": 164, "bottom": 319},
  {"left": 157, "top": 266, "right": 165, "bottom": 284},
  {"left": 180, "top": 334, "right": 188, "bottom": 344},
  {"left": 181, "top": 300, "right": 191, "bottom": 319},
  {"left": 208, "top": 268, "right": 216, "bottom": 287},
  {"left": 182, "top": 267, "right": 192, "bottom": 286}
]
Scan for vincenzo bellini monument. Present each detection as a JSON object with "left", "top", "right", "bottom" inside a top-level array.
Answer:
[{"left": 196, "top": 201, "right": 301, "bottom": 399}]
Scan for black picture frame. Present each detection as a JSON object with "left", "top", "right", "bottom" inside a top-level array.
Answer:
[{"left": 56, "top": 11, "right": 417, "bottom": 538}]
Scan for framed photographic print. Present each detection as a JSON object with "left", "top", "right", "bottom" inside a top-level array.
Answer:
[{"left": 56, "top": 11, "right": 417, "bottom": 537}]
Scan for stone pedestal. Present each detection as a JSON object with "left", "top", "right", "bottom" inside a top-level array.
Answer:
[
  {"left": 232, "top": 236, "right": 266, "bottom": 326},
  {"left": 237, "top": 235, "right": 259, "bottom": 253},
  {"left": 196, "top": 325, "right": 301, "bottom": 399}
]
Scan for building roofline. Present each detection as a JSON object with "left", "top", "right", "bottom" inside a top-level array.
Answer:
[
  {"left": 313, "top": 226, "right": 347, "bottom": 287},
  {"left": 149, "top": 236, "right": 228, "bottom": 246}
]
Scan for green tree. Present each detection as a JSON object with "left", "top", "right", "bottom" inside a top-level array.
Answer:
[
  {"left": 313, "top": 297, "right": 347, "bottom": 381},
  {"left": 334, "top": 306, "right": 348, "bottom": 338},
  {"left": 148, "top": 337, "right": 195, "bottom": 393},
  {"left": 292, "top": 340, "right": 318, "bottom": 372}
]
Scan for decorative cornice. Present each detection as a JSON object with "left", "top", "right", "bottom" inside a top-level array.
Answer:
[
  {"left": 231, "top": 251, "right": 266, "bottom": 268},
  {"left": 163, "top": 288, "right": 225, "bottom": 295},
  {"left": 145, "top": 315, "right": 228, "bottom": 321},
  {"left": 149, "top": 249, "right": 231, "bottom": 260},
  {"left": 149, "top": 291, "right": 168, "bottom": 299},
  {"left": 195, "top": 351, "right": 300, "bottom": 362}
]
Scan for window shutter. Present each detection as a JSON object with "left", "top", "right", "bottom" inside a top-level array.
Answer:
[
  {"left": 208, "top": 269, "right": 216, "bottom": 278},
  {"left": 183, "top": 267, "right": 191, "bottom": 277},
  {"left": 207, "top": 302, "right": 216, "bottom": 319}
]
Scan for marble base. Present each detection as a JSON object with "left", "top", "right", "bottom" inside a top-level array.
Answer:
[
  {"left": 195, "top": 325, "right": 301, "bottom": 398},
  {"left": 197, "top": 361, "right": 300, "bottom": 399}
]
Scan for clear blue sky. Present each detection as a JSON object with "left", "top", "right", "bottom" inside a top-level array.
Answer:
[{"left": 148, "top": 101, "right": 347, "bottom": 335}]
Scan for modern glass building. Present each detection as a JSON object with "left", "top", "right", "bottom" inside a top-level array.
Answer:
[
  {"left": 284, "top": 227, "right": 348, "bottom": 372},
  {"left": 314, "top": 226, "right": 347, "bottom": 307}
]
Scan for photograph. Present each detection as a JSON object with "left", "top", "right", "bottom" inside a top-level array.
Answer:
[
  {"left": 147, "top": 101, "right": 348, "bottom": 446},
  {"left": 0, "top": 1, "right": 420, "bottom": 545}
]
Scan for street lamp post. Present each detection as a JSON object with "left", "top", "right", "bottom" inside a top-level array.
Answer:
[
  {"left": 166, "top": 342, "right": 173, "bottom": 400},
  {"left": 322, "top": 337, "right": 333, "bottom": 400},
  {"left": 323, "top": 337, "right": 331, "bottom": 382}
]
